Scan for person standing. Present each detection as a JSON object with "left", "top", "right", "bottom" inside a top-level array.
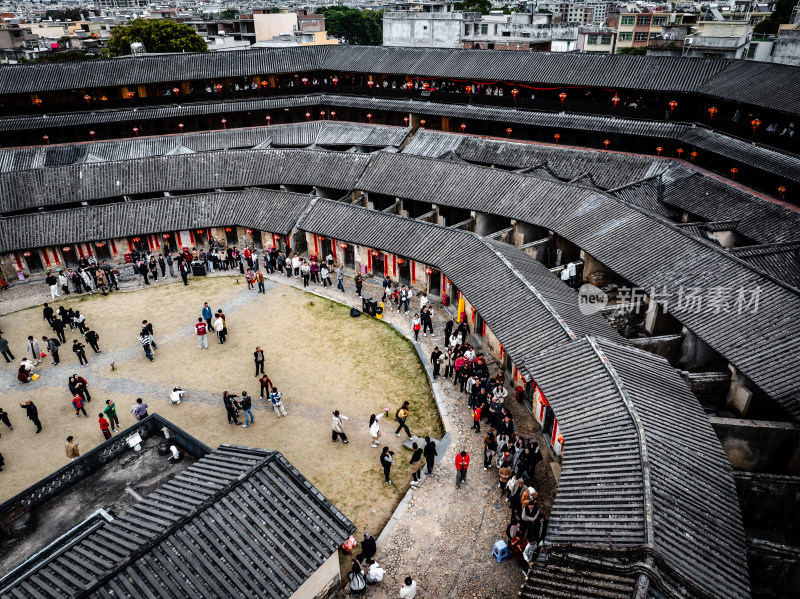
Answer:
[
  {"left": 369, "top": 412, "right": 384, "bottom": 447},
  {"left": 430, "top": 346, "right": 442, "bottom": 379},
  {"left": 104, "top": 400, "right": 120, "bottom": 432},
  {"left": 158, "top": 255, "right": 166, "bottom": 278},
  {"left": 73, "top": 340, "right": 88, "bottom": 366},
  {"left": 380, "top": 447, "right": 394, "bottom": 484},
  {"left": 65, "top": 436, "right": 80, "bottom": 460},
  {"left": 455, "top": 450, "right": 470, "bottom": 488},
  {"left": 72, "top": 310, "right": 86, "bottom": 333},
  {"left": 43, "top": 303, "right": 55, "bottom": 325},
  {"left": 26, "top": 336, "right": 42, "bottom": 366},
  {"left": 20, "top": 400, "right": 42, "bottom": 433},
  {"left": 411, "top": 313, "right": 421, "bottom": 341},
  {"left": 421, "top": 306, "right": 433, "bottom": 337},
  {"left": 484, "top": 431, "right": 497, "bottom": 470},
  {"left": 255, "top": 270, "right": 265, "bottom": 293},
  {"left": 301, "top": 261, "right": 310, "bottom": 287},
  {"left": 269, "top": 387, "right": 287, "bottom": 417},
  {"left": 201, "top": 303, "right": 213, "bottom": 327},
  {"left": 238, "top": 391, "right": 254, "bottom": 428},
  {"left": 195, "top": 318, "right": 208, "bottom": 349},
  {"left": 179, "top": 260, "right": 189, "bottom": 286},
  {"left": 0, "top": 407, "right": 14, "bottom": 431},
  {"left": 354, "top": 273, "right": 363, "bottom": 297},
  {"left": 336, "top": 266, "right": 345, "bottom": 292},
  {"left": 332, "top": 410, "right": 349, "bottom": 443},
  {"left": 0, "top": 336, "right": 15, "bottom": 364},
  {"left": 166, "top": 253, "right": 176, "bottom": 278},
  {"left": 131, "top": 398, "right": 149, "bottom": 421},
  {"left": 253, "top": 347, "right": 265, "bottom": 376},
  {"left": 139, "top": 331, "right": 155, "bottom": 361},
  {"left": 394, "top": 402, "right": 411, "bottom": 438},
  {"left": 72, "top": 395, "right": 88, "bottom": 418},
  {"left": 141, "top": 321, "right": 158, "bottom": 349},
  {"left": 568, "top": 261, "right": 577, "bottom": 288},
  {"left": 423, "top": 436, "right": 437, "bottom": 475},
  {"left": 471, "top": 405, "right": 481, "bottom": 433},
  {"left": 223, "top": 391, "right": 241, "bottom": 425},
  {"left": 409, "top": 442, "right": 424, "bottom": 486},
  {"left": 84, "top": 329, "right": 100, "bottom": 353},
  {"left": 400, "top": 577, "right": 417, "bottom": 599},
  {"left": 213, "top": 314, "right": 225, "bottom": 344},
  {"left": 99, "top": 413, "right": 112, "bottom": 440},
  {"left": 46, "top": 272, "right": 60, "bottom": 300}
]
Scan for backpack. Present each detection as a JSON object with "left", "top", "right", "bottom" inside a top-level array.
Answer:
[
  {"left": 350, "top": 308, "right": 361, "bottom": 318},
  {"left": 51, "top": 339, "right": 60, "bottom": 348}
]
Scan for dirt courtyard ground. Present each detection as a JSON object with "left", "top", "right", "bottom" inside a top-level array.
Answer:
[{"left": 0, "top": 277, "right": 443, "bottom": 544}]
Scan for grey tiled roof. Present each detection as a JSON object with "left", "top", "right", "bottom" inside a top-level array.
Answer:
[
  {"left": 0, "top": 189, "right": 312, "bottom": 253},
  {"left": 3, "top": 46, "right": 798, "bottom": 114},
  {"left": 524, "top": 337, "right": 749, "bottom": 599},
  {"left": 728, "top": 242, "right": 800, "bottom": 289},
  {"left": 1, "top": 445, "right": 355, "bottom": 599}
]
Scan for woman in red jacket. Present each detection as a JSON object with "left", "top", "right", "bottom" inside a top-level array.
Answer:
[
  {"left": 455, "top": 450, "right": 470, "bottom": 488},
  {"left": 98, "top": 413, "right": 112, "bottom": 440}
]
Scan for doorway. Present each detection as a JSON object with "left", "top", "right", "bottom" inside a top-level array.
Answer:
[
  {"left": 344, "top": 244, "right": 355, "bottom": 269},
  {"left": 23, "top": 250, "right": 44, "bottom": 274},
  {"left": 398, "top": 257, "right": 410, "bottom": 285},
  {"left": 428, "top": 268, "right": 441, "bottom": 296},
  {"left": 372, "top": 251, "right": 385, "bottom": 278}
]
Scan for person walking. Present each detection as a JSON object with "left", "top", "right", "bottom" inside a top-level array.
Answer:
[
  {"left": 51, "top": 316, "right": 66, "bottom": 344},
  {"left": 238, "top": 391, "right": 254, "bottom": 428},
  {"left": 202, "top": 303, "right": 213, "bottom": 327},
  {"left": 65, "top": 436, "right": 80, "bottom": 460},
  {"left": 394, "top": 402, "right": 411, "bottom": 438},
  {"left": 336, "top": 266, "right": 345, "bottom": 292},
  {"left": 409, "top": 442, "right": 424, "bottom": 486},
  {"left": 43, "top": 303, "right": 55, "bottom": 325},
  {"left": 332, "top": 410, "right": 349, "bottom": 443},
  {"left": 139, "top": 331, "right": 155, "bottom": 361},
  {"left": 104, "top": 400, "right": 120, "bottom": 432},
  {"left": 484, "top": 431, "right": 497, "bottom": 470},
  {"left": 214, "top": 312, "right": 227, "bottom": 344},
  {"left": 26, "top": 336, "right": 42, "bottom": 366},
  {"left": 99, "top": 413, "right": 112, "bottom": 440},
  {"left": 46, "top": 272, "right": 60, "bottom": 300},
  {"left": 369, "top": 412, "right": 384, "bottom": 447},
  {"left": 321, "top": 265, "right": 332, "bottom": 287},
  {"left": 430, "top": 346, "right": 442, "bottom": 379},
  {"left": 20, "top": 400, "right": 42, "bottom": 433},
  {"left": 131, "top": 398, "right": 149, "bottom": 421},
  {"left": 73, "top": 310, "right": 86, "bottom": 333},
  {"left": 269, "top": 387, "right": 288, "bottom": 417},
  {"left": 0, "top": 407, "right": 14, "bottom": 431},
  {"left": 423, "top": 436, "right": 437, "bottom": 475},
  {"left": 195, "top": 318, "right": 208, "bottom": 349},
  {"left": 400, "top": 577, "right": 417, "bottom": 599},
  {"left": 0, "top": 336, "right": 14, "bottom": 364},
  {"left": 421, "top": 306, "right": 433, "bottom": 337},
  {"left": 72, "top": 395, "right": 88, "bottom": 418},
  {"left": 411, "top": 314, "right": 421, "bottom": 341},
  {"left": 73, "top": 340, "right": 88, "bottom": 366},
  {"left": 254, "top": 347, "right": 265, "bottom": 376},
  {"left": 455, "top": 449, "right": 470, "bottom": 488},
  {"left": 84, "top": 329, "right": 100, "bottom": 353},
  {"left": 141, "top": 321, "right": 158, "bottom": 349},
  {"left": 354, "top": 273, "right": 363, "bottom": 297},
  {"left": 223, "top": 391, "right": 241, "bottom": 425},
  {"left": 380, "top": 447, "right": 394, "bottom": 484}
]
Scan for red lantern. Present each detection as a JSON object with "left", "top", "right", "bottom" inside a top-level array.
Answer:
[
  {"left": 506, "top": 128, "right": 512, "bottom": 137},
  {"left": 371, "top": 250, "right": 379, "bottom": 257},
  {"left": 63, "top": 246, "right": 71, "bottom": 252},
  {"left": 128, "top": 91, "right": 135, "bottom": 99},
  {"left": 668, "top": 100, "right": 678, "bottom": 112},
  {"left": 397, "top": 258, "right": 404, "bottom": 265},
  {"left": 34, "top": 98, "right": 43, "bottom": 106},
  {"left": 133, "top": 237, "right": 140, "bottom": 243},
  {"left": 261, "top": 80, "right": 268, "bottom": 88},
  {"left": 247, "top": 229, "right": 254, "bottom": 234},
  {"left": 172, "top": 87, "right": 179, "bottom": 96},
  {"left": 465, "top": 85, "right": 472, "bottom": 94},
  {"left": 367, "top": 113, "right": 372, "bottom": 123},
  {"left": 163, "top": 233, "right": 170, "bottom": 239},
  {"left": 330, "top": 111, "right": 336, "bottom": 120},
  {"left": 266, "top": 115, "right": 271, "bottom": 124},
  {"left": 197, "top": 229, "right": 204, "bottom": 234},
  {"left": 511, "top": 88, "right": 519, "bottom": 103},
  {"left": 320, "top": 111, "right": 326, "bottom": 119},
  {"left": 612, "top": 94, "right": 620, "bottom": 107},
  {"left": 407, "top": 81, "right": 413, "bottom": 90},
  {"left": 559, "top": 92, "right": 567, "bottom": 105},
  {"left": 420, "top": 120, "right": 426, "bottom": 128},
  {"left": 84, "top": 94, "right": 91, "bottom": 104},
  {"left": 708, "top": 107, "right": 718, "bottom": 120},
  {"left": 305, "top": 112, "right": 311, "bottom": 121},
  {"left": 676, "top": 148, "right": 684, "bottom": 158},
  {"left": 221, "top": 118, "right": 227, "bottom": 128},
  {"left": 656, "top": 146, "right": 663, "bottom": 156},
  {"left": 460, "top": 123, "right": 466, "bottom": 133},
  {"left": 404, "top": 117, "right": 409, "bottom": 126},
  {"left": 730, "top": 167, "right": 739, "bottom": 180},
  {"left": 603, "top": 140, "right": 610, "bottom": 150},
  {"left": 367, "top": 80, "right": 374, "bottom": 89},
  {"left": 340, "top": 243, "right": 347, "bottom": 249},
  {"left": 43, "top": 135, "right": 49, "bottom": 144},
  {"left": 332, "top": 76, "right": 339, "bottom": 86},
  {"left": 133, "top": 128, "right": 139, "bottom": 136},
  {"left": 778, "top": 185, "right": 787, "bottom": 199},
  {"left": 425, "top": 267, "right": 433, "bottom": 276},
  {"left": 301, "top": 77, "right": 309, "bottom": 86},
  {"left": 178, "top": 123, "right": 184, "bottom": 132},
  {"left": 554, "top": 133, "right": 560, "bottom": 143},
  {"left": 23, "top": 251, "right": 32, "bottom": 257},
  {"left": 215, "top": 84, "right": 222, "bottom": 92},
  {"left": 96, "top": 242, "right": 104, "bottom": 248},
  {"left": 89, "top": 131, "right": 95, "bottom": 140},
  {"left": 690, "top": 151, "right": 698, "bottom": 162},
  {"left": 751, "top": 118, "right": 762, "bottom": 134},
  {"left": 225, "top": 227, "right": 232, "bottom": 232}
]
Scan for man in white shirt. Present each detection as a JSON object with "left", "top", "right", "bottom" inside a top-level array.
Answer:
[
  {"left": 560, "top": 267, "right": 569, "bottom": 285},
  {"left": 365, "top": 559, "right": 384, "bottom": 584},
  {"left": 567, "top": 261, "right": 577, "bottom": 288},
  {"left": 399, "top": 576, "right": 416, "bottom": 598}
]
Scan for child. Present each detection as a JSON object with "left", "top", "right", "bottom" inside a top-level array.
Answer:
[
  {"left": 73, "top": 396, "right": 88, "bottom": 418},
  {"left": 471, "top": 405, "right": 481, "bottom": 433}
]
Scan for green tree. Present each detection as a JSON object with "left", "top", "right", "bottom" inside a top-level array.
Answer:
[
  {"left": 754, "top": 0, "right": 796, "bottom": 35},
  {"left": 102, "top": 18, "right": 207, "bottom": 57},
  {"left": 454, "top": 0, "right": 492, "bottom": 14},
  {"left": 219, "top": 9, "right": 239, "bottom": 20},
  {"left": 318, "top": 7, "right": 383, "bottom": 45},
  {"left": 618, "top": 46, "right": 647, "bottom": 55}
]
